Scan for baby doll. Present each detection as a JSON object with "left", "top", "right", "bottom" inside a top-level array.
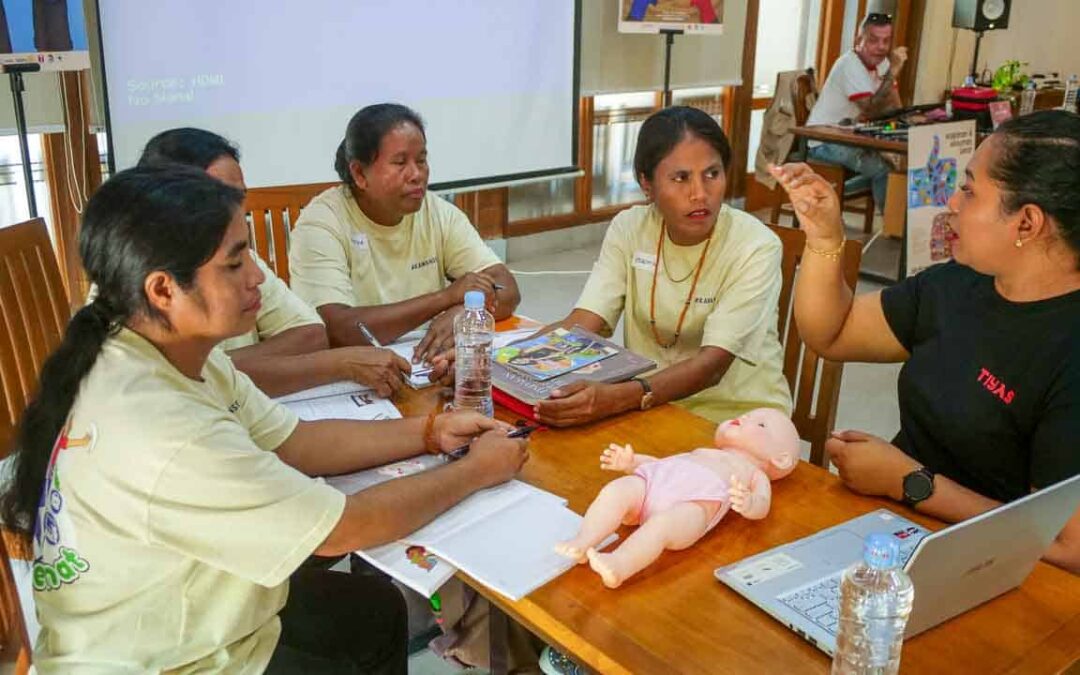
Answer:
[{"left": 555, "top": 408, "right": 799, "bottom": 588}]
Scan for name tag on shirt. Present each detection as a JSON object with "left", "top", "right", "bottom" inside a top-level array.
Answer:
[
  {"left": 350, "top": 233, "right": 369, "bottom": 251},
  {"left": 632, "top": 251, "right": 656, "bottom": 271}
]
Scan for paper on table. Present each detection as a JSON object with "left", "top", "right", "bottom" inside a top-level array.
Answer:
[
  {"left": 424, "top": 495, "right": 617, "bottom": 600},
  {"left": 278, "top": 388, "right": 401, "bottom": 422},
  {"left": 274, "top": 380, "right": 371, "bottom": 405},
  {"left": 357, "top": 540, "right": 457, "bottom": 598},
  {"left": 326, "top": 454, "right": 447, "bottom": 495}
]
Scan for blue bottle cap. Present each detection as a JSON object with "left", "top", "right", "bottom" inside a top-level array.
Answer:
[
  {"left": 863, "top": 533, "right": 900, "bottom": 570},
  {"left": 464, "top": 290, "right": 485, "bottom": 310}
]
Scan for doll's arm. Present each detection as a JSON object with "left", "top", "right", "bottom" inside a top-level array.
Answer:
[
  {"left": 729, "top": 469, "right": 773, "bottom": 520},
  {"left": 600, "top": 443, "right": 657, "bottom": 473}
]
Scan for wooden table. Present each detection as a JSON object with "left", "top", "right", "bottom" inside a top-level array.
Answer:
[
  {"left": 396, "top": 378, "right": 1080, "bottom": 673},
  {"left": 793, "top": 124, "right": 908, "bottom": 154}
]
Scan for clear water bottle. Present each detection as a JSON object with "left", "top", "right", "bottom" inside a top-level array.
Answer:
[
  {"left": 453, "top": 290, "right": 494, "bottom": 417},
  {"left": 1019, "top": 81, "right": 1037, "bottom": 116},
  {"left": 831, "top": 534, "right": 914, "bottom": 675}
]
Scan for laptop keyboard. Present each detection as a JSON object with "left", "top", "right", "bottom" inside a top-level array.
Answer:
[
  {"left": 778, "top": 573, "right": 844, "bottom": 635},
  {"left": 777, "top": 539, "right": 922, "bottom": 636}
]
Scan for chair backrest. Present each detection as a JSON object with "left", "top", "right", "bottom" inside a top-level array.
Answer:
[
  {"left": 0, "top": 529, "right": 31, "bottom": 672},
  {"left": 244, "top": 182, "right": 335, "bottom": 285},
  {"left": 793, "top": 68, "right": 818, "bottom": 128},
  {"left": 768, "top": 224, "right": 862, "bottom": 467},
  {"left": 0, "top": 219, "right": 70, "bottom": 456}
]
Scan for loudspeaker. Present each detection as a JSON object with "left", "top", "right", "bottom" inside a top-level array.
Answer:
[{"left": 952, "top": 0, "right": 1011, "bottom": 31}]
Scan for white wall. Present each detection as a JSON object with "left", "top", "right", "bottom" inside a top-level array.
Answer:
[{"left": 915, "top": 0, "right": 1080, "bottom": 104}]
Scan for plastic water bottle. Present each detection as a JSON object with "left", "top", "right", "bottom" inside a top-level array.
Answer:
[
  {"left": 1019, "top": 81, "right": 1037, "bottom": 116},
  {"left": 453, "top": 290, "right": 494, "bottom": 417},
  {"left": 831, "top": 534, "right": 914, "bottom": 675}
]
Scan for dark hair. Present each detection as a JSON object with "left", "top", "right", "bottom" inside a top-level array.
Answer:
[
  {"left": 137, "top": 127, "right": 240, "bottom": 170},
  {"left": 0, "top": 166, "right": 244, "bottom": 541},
  {"left": 990, "top": 110, "right": 1080, "bottom": 263},
  {"left": 633, "top": 106, "right": 732, "bottom": 184},
  {"left": 334, "top": 103, "right": 426, "bottom": 184}
]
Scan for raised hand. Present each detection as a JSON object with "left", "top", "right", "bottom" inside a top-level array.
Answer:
[{"left": 768, "top": 163, "right": 845, "bottom": 249}]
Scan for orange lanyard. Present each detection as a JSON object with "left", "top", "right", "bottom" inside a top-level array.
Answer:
[{"left": 648, "top": 221, "right": 713, "bottom": 349}]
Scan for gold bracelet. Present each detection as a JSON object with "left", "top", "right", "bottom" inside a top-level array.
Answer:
[{"left": 805, "top": 237, "right": 846, "bottom": 261}]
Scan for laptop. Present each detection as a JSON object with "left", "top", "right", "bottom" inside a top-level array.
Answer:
[{"left": 714, "top": 473, "right": 1080, "bottom": 656}]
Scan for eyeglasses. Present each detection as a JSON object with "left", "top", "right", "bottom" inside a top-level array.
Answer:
[{"left": 862, "top": 12, "right": 894, "bottom": 27}]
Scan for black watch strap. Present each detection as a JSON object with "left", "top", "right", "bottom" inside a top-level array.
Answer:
[{"left": 631, "top": 376, "right": 652, "bottom": 395}]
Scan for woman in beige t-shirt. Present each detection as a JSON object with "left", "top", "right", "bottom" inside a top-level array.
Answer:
[
  {"left": 0, "top": 166, "right": 527, "bottom": 673},
  {"left": 537, "top": 106, "right": 791, "bottom": 427},
  {"left": 289, "top": 103, "right": 521, "bottom": 364}
]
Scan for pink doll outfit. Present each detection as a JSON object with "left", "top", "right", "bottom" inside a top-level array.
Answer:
[{"left": 633, "top": 455, "right": 731, "bottom": 530}]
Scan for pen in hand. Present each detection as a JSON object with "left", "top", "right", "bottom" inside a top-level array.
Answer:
[
  {"left": 445, "top": 425, "right": 539, "bottom": 460},
  {"left": 356, "top": 321, "right": 383, "bottom": 348}
]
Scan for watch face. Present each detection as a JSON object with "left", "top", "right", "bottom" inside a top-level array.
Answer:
[
  {"left": 903, "top": 471, "right": 934, "bottom": 502},
  {"left": 982, "top": 0, "right": 1006, "bottom": 21}
]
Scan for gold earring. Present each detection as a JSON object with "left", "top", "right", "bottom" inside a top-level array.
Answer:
[{"left": 1015, "top": 238, "right": 1023, "bottom": 248}]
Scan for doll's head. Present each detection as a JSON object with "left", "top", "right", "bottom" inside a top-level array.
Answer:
[{"left": 714, "top": 408, "right": 799, "bottom": 480}]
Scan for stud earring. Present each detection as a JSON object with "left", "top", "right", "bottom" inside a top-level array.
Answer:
[{"left": 1015, "top": 239, "right": 1023, "bottom": 248}]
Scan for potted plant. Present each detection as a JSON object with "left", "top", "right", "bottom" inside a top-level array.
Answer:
[{"left": 992, "top": 60, "right": 1030, "bottom": 94}]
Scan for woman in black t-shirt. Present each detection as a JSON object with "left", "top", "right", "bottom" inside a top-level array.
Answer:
[{"left": 770, "top": 110, "right": 1080, "bottom": 575}]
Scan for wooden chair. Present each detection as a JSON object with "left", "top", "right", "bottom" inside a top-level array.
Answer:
[
  {"left": 770, "top": 69, "right": 876, "bottom": 234},
  {"left": 244, "top": 182, "right": 334, "bottom": 286},
  {"left": 769, "top": 224, "right": 863, "bottom": 468},
  {"left": 0, "top": 219, "right": 70, "bottom": 455},
  {"left": 0, "top": 529, "right": 31, "bottom": 673}
]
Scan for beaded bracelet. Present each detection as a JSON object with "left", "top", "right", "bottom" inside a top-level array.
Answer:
[
  {"left": 805, "top": 237, "right": 846, "bottom": 261},
  {"left": 423, "top": 409, "right": 441, "bottom": 455}
]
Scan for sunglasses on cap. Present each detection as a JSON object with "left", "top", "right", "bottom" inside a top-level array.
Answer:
[{"left": 862, "top": 12, "right": 893, "bottom": 27}]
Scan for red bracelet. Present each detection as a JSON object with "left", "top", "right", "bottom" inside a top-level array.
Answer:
[{"left": 423, "top": 410, "right": 441, "bottom": 455}]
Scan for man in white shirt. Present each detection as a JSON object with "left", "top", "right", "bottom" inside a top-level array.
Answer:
[{"left": 806, "top": 12, "right": 908, "bottom": 210}]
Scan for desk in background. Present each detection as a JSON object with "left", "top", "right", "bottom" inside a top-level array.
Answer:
[{"left": 394, "top": 383, "right": 1080, "bottom": 674}]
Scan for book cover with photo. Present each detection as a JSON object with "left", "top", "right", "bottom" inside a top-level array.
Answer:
[
  {"left": 495, "top": 328, "right": 618, "bottom": 381},
  {"left": 493, "top": 326, "right": 655, "bottom": 406}
]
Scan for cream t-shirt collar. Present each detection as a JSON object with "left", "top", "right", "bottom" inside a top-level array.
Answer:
[
  {"left": 341, "top": 186, "right": 417, "bottom": 241},
  {"left": 649, "top": 202, "right": 734, "bottom": 253}
]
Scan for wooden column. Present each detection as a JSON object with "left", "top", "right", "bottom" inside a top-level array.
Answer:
[
  {"left": 896, "top": 0, "right": 926, "bottom": 104},
  {"left": 727, "top": 0, "right": 760, "bottom": 199},
  {"left": 41, "top": 70, "right": 101, "bottom": 308},
  {"left": 815, "top": 0, "right": 846, "bottom": 87},
  {"left": 574, "top": 96, "right": 595, "bottom": 214},
  {"left": 454, "top": 188, "right": 509, "bottom": 240}
]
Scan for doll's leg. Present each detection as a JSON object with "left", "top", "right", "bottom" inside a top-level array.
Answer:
[
  {"left": 586, "top": 502, "right": 710, "bottom": 589},
  {"left": 555, "top": 475, "right": 647, "bottom": 562}
]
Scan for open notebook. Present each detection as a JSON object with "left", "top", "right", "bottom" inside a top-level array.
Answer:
[{"left": 327, "top": 455, "right": 614, "bottom": 600}]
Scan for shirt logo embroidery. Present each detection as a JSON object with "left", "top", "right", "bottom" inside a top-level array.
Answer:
[
  {"left": 693, "top": 297, "right": 716, "bottom": 305},
  {"left": 411, "top": 256, "right": 437, "bottom": 271},
  {"left": 977, "top": 367, "right": 1015, "bottom": 405},
  {"left": 350, "top": 233, "right": 369, "bottom": 251},
  {"left": 228, "top": 400, "right": 241, "bottom": 414}
]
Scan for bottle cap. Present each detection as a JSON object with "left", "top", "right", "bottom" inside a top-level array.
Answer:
[
  {"left": 863, "top": 533, "right": 900, "bottom": 570},
  {"left": 464, "top": 291, "right": 485, "bottom": 309}
]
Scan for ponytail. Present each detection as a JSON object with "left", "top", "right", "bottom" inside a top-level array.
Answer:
[
  {"left": 334, "top": 139, "right": 351, "bottom": 184},
  {"left": 0, "top": 301, "right": 117, "bottom": 538}
]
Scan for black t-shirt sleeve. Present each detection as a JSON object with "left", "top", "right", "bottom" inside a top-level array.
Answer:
[
  {"left": 879, "top": 268, "right": 927, "bottom": 352},
  {"left": 1029, "top": 368, "right": 1080, "bottom": 489}
]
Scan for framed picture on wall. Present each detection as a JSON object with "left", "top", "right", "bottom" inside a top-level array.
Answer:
[{"left": 617, "top": 0, "right": 725, "bottom": 34}]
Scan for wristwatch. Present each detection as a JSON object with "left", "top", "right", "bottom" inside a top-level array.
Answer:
[
  {"left": 902, "top": 467, "right": 936, "bottom": 507},
  {"left": 631, "top": 377, "right": 655, "bottom": 410}
]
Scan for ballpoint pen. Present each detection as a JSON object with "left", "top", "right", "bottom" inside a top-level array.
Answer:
[{"left": 356, "top": 321, "right": 383, "bottom": 348}]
